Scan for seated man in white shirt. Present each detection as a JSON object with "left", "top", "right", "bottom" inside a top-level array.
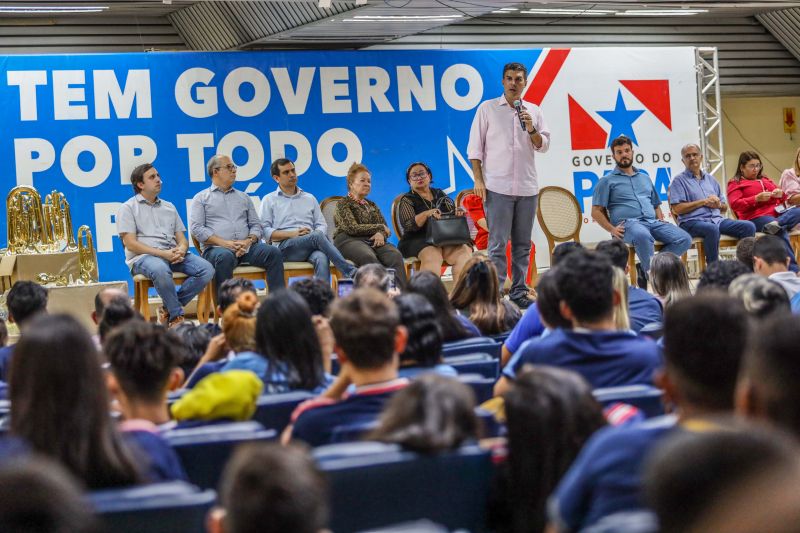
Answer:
[
  {"left": 753, "top": 234, "right": 800, "bottom": 299},
  {"left": 260, "top": 158, "right": 357, "bottom": 281}
]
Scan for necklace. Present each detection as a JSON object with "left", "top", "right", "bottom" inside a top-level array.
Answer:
[{"left": 414, "top": 189, "right": 435, "bottom": 210}]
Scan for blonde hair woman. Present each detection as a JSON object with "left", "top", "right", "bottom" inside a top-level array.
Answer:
[
  {"left": 612, "top": 266, "right": 631, "bottom": 331},
  {"left": 333, "top": 162, "right": 407, "bottom": 288}
]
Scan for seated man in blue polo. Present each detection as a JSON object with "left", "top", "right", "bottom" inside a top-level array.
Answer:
[
  {"left": 495, "top": 250, "right": 661, "bottom": 395},
  {"left": 591, "top": 135, "right": 691, "bottom": 284},
  {"left": 285, "top": 288, "right": 408, "bottom": 447},
  {"left": 261, "top": 158, "right": 357, "bottom": 281},
  {"left": 118, "top": 163, "right": 214, "bottom": 327},
  {"left": 670, "top": 143, "right": 756, "bottom": 263}
]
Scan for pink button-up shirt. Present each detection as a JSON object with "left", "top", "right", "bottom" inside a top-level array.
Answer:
[{"left": 467, "top": 95, "right": 551, "bottom": 197}]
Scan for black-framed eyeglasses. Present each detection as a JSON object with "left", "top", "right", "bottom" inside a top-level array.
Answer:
[{"left": 216, "top": 164, "right": 237, "bottom": 172}]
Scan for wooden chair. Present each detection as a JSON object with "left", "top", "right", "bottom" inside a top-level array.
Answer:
[
  {"left": 666, "top": 183, "right": 743, "bottom": 272},
  {"left": 459, "top": 187, "right": 537, "bottom": 285},
  {"left": 537, "top": 186, "right": 583, "bottom": 262},
  {"left": 319, "top": 195, "right": 349, "bottom": 282},
  {"left": 191, "top": 236, "right": 268, "bottom": 323},
  {"left": 132, "top": 272, "right": 211, "bottom": 323},
  {"left": 390, "top": 193, "right": 423, "bottom": 280},
  {"left": 320, "top": 195, "right": 344, "bottom": 242}
]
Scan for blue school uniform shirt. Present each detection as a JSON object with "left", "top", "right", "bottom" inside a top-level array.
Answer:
[
  {"left": 456, "top": 313, "right": 481, "bottom": 337},
  {"left": 120, "top": 421, "right": 188, "bottom": 483},
  {"left": 0, "top": 345, "right": 14, "bottom": 382},
  {"left": 398, "top": 364, "right": 459, "bottom": 379},
  {"left": 504, "top": 329, "right": 662, "bottom": 389},
  {"left": 628, "top": 287, "right": 663, "bottom": 333},
  {"left": 291, "top": 378, "right": 408, "bottom": 447},
  {"left": 549, "top": 415, "right": 678, "bottom": 531},
  {"left": 222, "top": 351, "right": 333, "bottom": 394},
  {"left": 503, "top": 303, "right": 545, "bottom": 354}
]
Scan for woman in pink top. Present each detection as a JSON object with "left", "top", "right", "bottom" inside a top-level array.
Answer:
[{"left": 780, "top": 147, "right": 800, "bottom": 206}]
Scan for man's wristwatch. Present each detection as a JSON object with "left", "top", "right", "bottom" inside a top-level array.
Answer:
[{"left": 528, "top": 127, "right": 538, "bottom": 135}]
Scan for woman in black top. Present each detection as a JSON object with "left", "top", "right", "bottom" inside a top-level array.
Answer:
[{"left": 397, "top": 161, "right": 472, "bottom": 280}]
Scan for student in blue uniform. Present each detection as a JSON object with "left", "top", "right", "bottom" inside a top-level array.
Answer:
[
  {"left": 395, "top": 294, "right": 457, "bottom": 379},
  {"left": 0, "top": 281, "right": 48, "bottom": 381},
  {"left": 737, "top": 313, "right": 800, "bottom": 438},
  {"left": 3, "top": 314, "right": 185, "bottom": 488},
  {"left": 105, "top": 320, "right": 186, "bottom": 429},
  {"left": 547, "top": 294, "right": 749, "bottom": 532},
  {"left": 285, "top": 289, "right": 409, "bottom": 447},
  {"left": 500, "top": 242, "right": 583, "bottom": 366},
  {"left": 221, "top": 290, "right": 333, "bottom": 395},
  {"left": 496, "top": 250, "right": 662, "bottom": 395},
  {"left": 594, "top": 239, "right": 663, "bottom": 332},
  {"left": 209, "top": 443, "right": 329, "bottom": 533}
]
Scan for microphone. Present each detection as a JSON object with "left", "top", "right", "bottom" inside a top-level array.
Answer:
[{"left": 513, "top": 100, "right": 526, "bottom": 131}]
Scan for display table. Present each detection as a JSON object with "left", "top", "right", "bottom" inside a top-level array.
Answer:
[
  {"left": 45, "top": 280, "right": 129, "bottom": 331},
  {"left": 0, "top": 251, "right": 80, "bottom": 292}
]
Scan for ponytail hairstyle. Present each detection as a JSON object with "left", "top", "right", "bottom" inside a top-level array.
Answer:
[{"left": 222, "top": 292, "right": 259, "bottom": 353}]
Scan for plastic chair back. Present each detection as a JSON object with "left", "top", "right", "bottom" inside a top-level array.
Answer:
[
  {"left": 593, "top": 385, "right": 664, "bottom": 418},
  {"left": 442, "top": 337, "right": 502, "bottom": 358},
  {"left": 443, "top": 353, "right": 499, "bottom": 379},
  {"left": 163, "top": 421, "right": 276, "bottom": 489},
  {"left": 251, "top": 390, "right": 315, "bottom": 432},
  {"left": 457, "top": 374, "right": 496, "bottom": 404},
  {"left": 314, "top": 442, "right": 492, "bottom": 532},
  {"left": 89, "top": 481, "right": 215, "bottom": 533}
]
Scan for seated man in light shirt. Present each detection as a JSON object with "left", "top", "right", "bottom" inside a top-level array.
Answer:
[
  {"left": 190, "top": 154, "right": 285, "bottom": 300},
  {"left": 669, "top": 143, "right": 755, "bottom": 264},
  {"left": 260, "top": 158, "right": 357, "bottom": 281},
  {"left": 118, "top": 163, "right": 214, "bottom": 327}
]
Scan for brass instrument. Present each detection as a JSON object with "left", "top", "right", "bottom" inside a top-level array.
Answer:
[
  {"left": 6, "top": 186, "right": 50, "bottom": 254},
  {"left": 43, "top": 191, "right": 78, "bottom": 252},
  {"left": 36, "top": 272, "right": 68, "bottom": 286},
  {"left": 77, "top": 225, "right": 98, "bottom": 284}
]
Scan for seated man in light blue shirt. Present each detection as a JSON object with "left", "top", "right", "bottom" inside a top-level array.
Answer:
[
  {"left": 261, "top": 158, "right": 357, "bottom": 281},
  {"left": 190, "top": 154, "right": 285, "bottom": 300},
  {"left": 591, "top": 135, "right": 692, "bottom": 280},
  {"left": 669, "top": 143, "right": 756, "bottom": 263},
  {"left": 118, "top": 163, "right": 214, "bottom": 327}
]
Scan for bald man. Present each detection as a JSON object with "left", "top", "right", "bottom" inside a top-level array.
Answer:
[{"left": 669, "top": 143, "right": 755, "bottom": 263}]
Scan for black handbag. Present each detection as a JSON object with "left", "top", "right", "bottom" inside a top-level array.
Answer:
[{"left": 425, "top": 197, "right": 471, "bottom": 247}]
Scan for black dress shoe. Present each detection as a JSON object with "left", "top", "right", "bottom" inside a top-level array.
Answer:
[
  {"left": 510, "top": 294, "right": 534, "bottom": 310},
  {"left": 636, "top": 264, "right": 648, "bottom": 290}
]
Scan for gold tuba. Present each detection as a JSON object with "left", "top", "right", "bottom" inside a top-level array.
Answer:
[
  {"left": 6, "top": 186, "right": 50, "bottom": 254},
  {"left": 43, "top": 191, "right": 78, "bottom": 252},
  {"left": 77, "top": 225, "right": 98, "bottom": 284}
]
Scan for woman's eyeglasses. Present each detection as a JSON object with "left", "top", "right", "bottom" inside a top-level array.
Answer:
[
  {"left": 745, "top": 163, "right": 762, "bottom": 170},
  {"left": 409, "top": 172, "right": 428, "bottom": 181}
]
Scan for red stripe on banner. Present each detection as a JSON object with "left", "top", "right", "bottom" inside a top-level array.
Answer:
[{"left": 523, "top": 48, "right": 571, "bottom": 106}]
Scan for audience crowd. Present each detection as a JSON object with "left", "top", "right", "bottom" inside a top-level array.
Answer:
[{"left": 7, "top": 149, "right": 800, "bottom": 533}]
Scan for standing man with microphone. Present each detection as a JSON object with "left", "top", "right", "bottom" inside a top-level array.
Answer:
[{"left": 468, "top": 62, "right": 550, "bottom": 309}]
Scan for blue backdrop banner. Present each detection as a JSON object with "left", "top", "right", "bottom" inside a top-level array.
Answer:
[{"left": 1, "top": 49, "right": 542, "bottom": 285}]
